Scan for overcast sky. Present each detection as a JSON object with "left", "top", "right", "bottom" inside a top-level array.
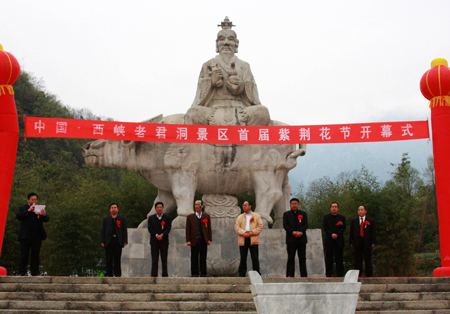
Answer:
[{"left": 2, "top": 0, "right": 449, "bottom": 127}]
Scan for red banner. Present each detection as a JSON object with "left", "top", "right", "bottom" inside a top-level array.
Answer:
[{"left": 24, "top": 117, "right": 429, "bottom": 144}]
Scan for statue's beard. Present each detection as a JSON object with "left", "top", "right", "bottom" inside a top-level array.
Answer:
[{"left": 219, "top": 46, "right": 234, "bottom": 54}]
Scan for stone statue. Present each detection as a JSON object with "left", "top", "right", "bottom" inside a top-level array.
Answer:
[
  {"left": 82, "top": 18, "right": 306, "bottom": 229},
  {"left": 185, "top": 17, "right": 270, "bottom": 127},
  {"left": 82, "top": 125, "right": 305, "bottom": 229}
]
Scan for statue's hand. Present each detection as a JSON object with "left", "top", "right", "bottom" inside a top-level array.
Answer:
[
  {"left": 211, "top": 69, "right": 223, "bottom": 87},
  {"left": 226, "top": 75, "right": 244, "bottom": 95}
]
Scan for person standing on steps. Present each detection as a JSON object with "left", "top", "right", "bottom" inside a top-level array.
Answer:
[
  {"left": 186, "top": 200, "right": 212, "bottom": 277},
  {"left": 16, "top": 192, "right": 49, "bottom": 276},
  {"left": 323, "top": 202, "right": 346, "bottom": 277},
  {"left": 283, "top": 198, "right": 308, "bottom": 277},
  {"left": 235, "top": 201, "right": 263, "bottom": 277},
  {"left": 148, "top": 202, "right": 172, "bottom": 277},
  {"left": 349, "top": 205, "right": 376, "bottom": 277},
  {"left": 101, "top": 203, "right": 128, "bottom": 277}
]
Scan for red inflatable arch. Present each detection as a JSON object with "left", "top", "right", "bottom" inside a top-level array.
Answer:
[{"left": 0, "top": 44, "right": 21, "bottom": 276}]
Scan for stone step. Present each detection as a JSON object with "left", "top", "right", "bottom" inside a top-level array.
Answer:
[
  {"left": 0, "top": 276, "right": 251, "bottom": 285},
  {"left": 357, "top": 311, "right": 450, "bottom": 314},
  {"left": 0, "top": 311, "right": 258, "bottom": 314},
  {"left": 356, "top": 300, "right": 450, "bottom": 311},
  {"left": 0, "top": 292, "right": 253, "bottom": 302},
  {"left": 359, "top": 284, "right": 450, "bottom": 293},
  {"left": 0, "top": 300, "right": 256, "bottom": 312},
  {"left": 359, "top": 292, "right": 450, "bottom": 301},
  {"left": 358, "top": 277, "right": 450, "bottom": 285},
  {"left": 0, "top": 283, "right": 251, "bottom": 293},
  {"left": 1, "top": 276, "right": 448, "bottom": 285}
]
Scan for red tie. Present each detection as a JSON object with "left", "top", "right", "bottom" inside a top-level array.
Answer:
[{"left": 360, "top": 217, "right": 364, "bottom": 237}]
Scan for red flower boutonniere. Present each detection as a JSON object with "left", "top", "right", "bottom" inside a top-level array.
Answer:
[
  {"left": 117, "top": 220, "right": 121, "bottom": 228},
  {"left": 161, "top": 221, "right": 165, "bottom": 230},
  {"left": 335, "top": 221, "right": 342, "bottom": 226},
  {"left": 203, "top": 218, "right": 208, "bottom": 228},
  {"left": 365, "top": 221, "right": 370, "bottom": 228},
  {"left": 298, "top": 215, "right": 303, "bottom": 223},
  {"left": 250, "top": 217, "right": 254, "bottom": 223}
]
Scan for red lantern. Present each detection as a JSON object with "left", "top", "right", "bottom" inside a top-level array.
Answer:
[
  {"left": 420, "top": 58, "right": 450, "bottom": 107},
  {"left": 0, "top": 44, "right": 20, "bottom": 276}
]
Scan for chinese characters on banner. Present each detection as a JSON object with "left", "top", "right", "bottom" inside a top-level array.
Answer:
[{"left": 25, "top": 117, "right": 429, "bottom": 144}]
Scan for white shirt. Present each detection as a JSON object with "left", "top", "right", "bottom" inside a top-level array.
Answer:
[
  {"left": 245, "top": 213, "right": 252, "bottom": 232},
  {"left": 360, "top": 215, "right": 366, "bottom": 225},
  {"left": 156, "top": 213, "right": 163, "bottom": 236},
  {"left": 196, "top": 212, "right": 202, "bottom": 219}
]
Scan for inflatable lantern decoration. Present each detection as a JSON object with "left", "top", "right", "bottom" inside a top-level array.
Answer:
[
  {"left": 0, "top": 44, "right": 20, "bottom": 276},
  {"left": 420, "top": 58, "right": 450, "bottom": 277}
]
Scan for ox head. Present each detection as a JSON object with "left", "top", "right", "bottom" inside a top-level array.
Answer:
[{"left": 82, "top": 139, "right": 139, "bottom": 172}]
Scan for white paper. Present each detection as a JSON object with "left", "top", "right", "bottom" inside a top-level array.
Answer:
[{"left": 34, "top": 205, "right": 46, "bottom": 215}]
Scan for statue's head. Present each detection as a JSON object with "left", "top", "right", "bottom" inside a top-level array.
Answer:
[
  {"left": 216, "top": 17, "right": 239, "bottom": 54},
  {"left": 82, "top": 139, "right": 139, "bottom": 172}
]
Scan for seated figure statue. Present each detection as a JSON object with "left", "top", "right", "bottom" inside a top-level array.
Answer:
[{"left": 185, "top": 17, "right": 270, "bottom": 126}]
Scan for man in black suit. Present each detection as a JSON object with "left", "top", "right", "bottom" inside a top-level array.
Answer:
[
  {"left": 186, "top": 200, "right": 212, "bottom": 277},
  {"left": 16, "top": 192, "right": 49, "bottom": 276},
  {"left": 283, "top": 198, "right": 308, "bottom": 277},
  {"left": 148, "top": 202, "right": 172, "bottom": 277},
  {"left": 101, "top": 203, "right": 128, "bottom": 277},
  {"left": 349, "top": 205, "right": 376, "bottom": 277},
  {"left": 322, "top": 202, "right": 346, "bottom": 277}
]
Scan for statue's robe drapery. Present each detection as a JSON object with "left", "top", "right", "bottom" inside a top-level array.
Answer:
[{"left": 185, "top": 55, "right": 270, "bottom": 126}]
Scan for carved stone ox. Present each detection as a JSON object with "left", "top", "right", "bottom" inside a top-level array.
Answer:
[{"left": 82, "top": 114, "right": 306, "bottom": 228}]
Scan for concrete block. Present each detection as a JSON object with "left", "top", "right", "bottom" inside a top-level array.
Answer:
[{"left": 129, "top": 243, "right": 145, "bottom": 259}]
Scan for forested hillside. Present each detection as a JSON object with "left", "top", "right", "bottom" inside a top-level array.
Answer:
[{"left": 0, "top": 72, "right": 440, "bottom": 276}]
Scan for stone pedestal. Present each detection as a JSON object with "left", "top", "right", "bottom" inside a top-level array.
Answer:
[
  {"left": 121, "top": 228, "right": 325, "bottom": 277},
  {"left": 203, "top": 194, "right": 240, "bottom": 229}
]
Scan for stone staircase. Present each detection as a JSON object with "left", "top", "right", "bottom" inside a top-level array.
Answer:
[
  {"left": 356, "top": 277, "right": 450, "bottom": 313},
  {"left": 0, "top": 276, "right": 256, "bottom": 314},
  {"left": 0, "top": 276, "right": 449, "bottom": 313}
]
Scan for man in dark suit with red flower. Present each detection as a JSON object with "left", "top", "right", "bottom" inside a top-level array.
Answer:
[
  {"left": 101, "top": 203, "right": 128, "bottom": 277},
  {"left": 17, "top": 192, "right": 49, "bottom": 276},
  {"left": 283, "top": 198, "right": 308, "bottom": 277},
  {"left": 147, "top": 202, "right": 172, "bottom": 277},
  {"left": 349, "top": 205, "right": 376, "bottom": 277},
  {"left": 322, "top": 202, "right": 346, "bottom": 277},
  {"left": 186, "top": 200, "right": 212, "bottom": 277}
]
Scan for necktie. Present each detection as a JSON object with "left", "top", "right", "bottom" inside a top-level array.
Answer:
[{"left": 360, "top": 217, "right": 364, "bottom": 237}]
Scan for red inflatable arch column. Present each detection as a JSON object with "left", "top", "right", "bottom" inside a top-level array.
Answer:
[
  {"left": 420, "top": 58, "right": 450, "bottom": 276},
  {"left": 0, "top": 44, "right": 21, "bottom": 276}
]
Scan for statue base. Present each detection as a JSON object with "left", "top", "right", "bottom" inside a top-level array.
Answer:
[
  {"left": 121, "top": 228, "right": 325, "bottom": 277},
  {"left": 203, "top": 194, "right": 241, "bottom": 229}
]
